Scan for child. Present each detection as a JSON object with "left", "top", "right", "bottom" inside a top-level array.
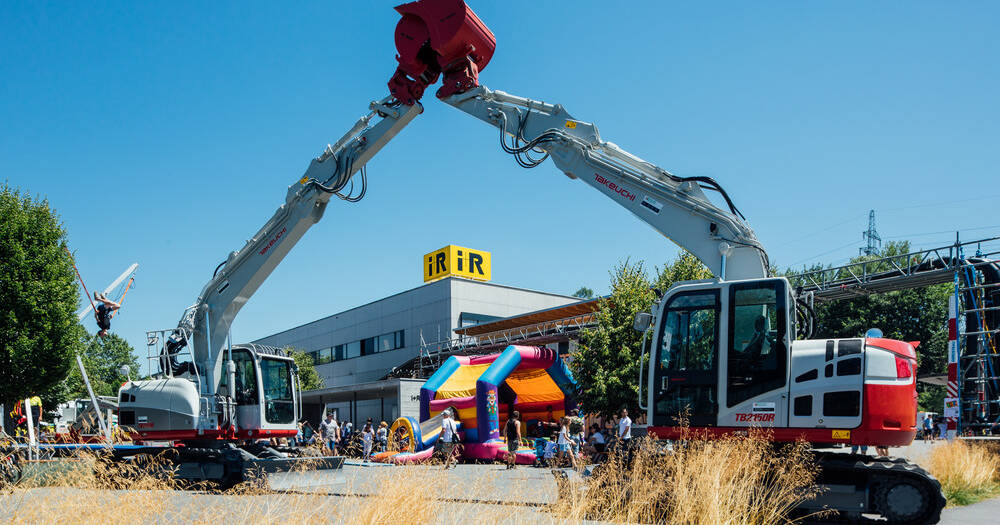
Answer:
[
  {"left": 361, "top": 422, "right": 374, "bottom": 462},
  {"left": 557, "top": 416, "right": 577, "bottom": 469},
  {"left": 376, "top": 421, "right": 388, "bottom": 452}
]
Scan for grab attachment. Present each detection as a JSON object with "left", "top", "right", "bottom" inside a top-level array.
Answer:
[{"left": 388, "top": 0, "right": 496, "bottom": 105}]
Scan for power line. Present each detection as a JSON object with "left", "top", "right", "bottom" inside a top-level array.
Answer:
[
  {"left": 786, "top": 238, "right": 864, "bottom": 267},
  {"left": 880, "top": 194, "right": 1000, "bottom": 214},
  {"left": 770, "top": 212, "right": 868, "bottom": 248},
  {"left": 883, "top": 224, "right": 1000, "bottom": 240}
]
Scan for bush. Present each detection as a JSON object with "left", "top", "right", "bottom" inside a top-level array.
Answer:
[
  {"left": 926, "top": 439, "right": 1000, "bottom": 506},
  {"left": 556, "top": 432, "right": 820, "bottom": 524}
]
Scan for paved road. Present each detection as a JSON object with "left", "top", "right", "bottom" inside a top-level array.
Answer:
[
  {"left": 3, "top": 445, "right": 994, "bottom": 524},
  {"left": 940, "top": 495, "right": 1000, "bottom": 523}
]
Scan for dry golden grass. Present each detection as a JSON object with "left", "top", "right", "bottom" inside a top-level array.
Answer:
[
  {"left": 555, "top": 433, "right": 820, "bottom": 525},
  {"left": 926, "top": 439, "right": 1000, "bottom": 506},
  {"left": 0, "top": 433, "right": 820, "bottom": 525}
]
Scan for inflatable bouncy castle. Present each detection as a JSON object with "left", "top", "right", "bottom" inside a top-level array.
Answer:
[{"left": 375, "top": 345, "right": 576, "bottom": 464}]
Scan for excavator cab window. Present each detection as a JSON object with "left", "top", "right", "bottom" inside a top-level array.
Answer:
[
  {"left": 260, "top": 357, "right": 295, "bottom": 424},
  {"left": 232, "top": 350, "right": 259, "bottom": 407},
  {"left": 653, "top": 290, "right": 720, "bottom": 427},
  {"left": 727, "top": 280, "right": 788, "bottom": 407}
]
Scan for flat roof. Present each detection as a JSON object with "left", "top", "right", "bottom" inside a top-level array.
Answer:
[
  {"left": 256, "top": 276, "right": 580, "bottom": 342},
  {"left": 454, "top": 296, "right": 601, "bottom": 336}
]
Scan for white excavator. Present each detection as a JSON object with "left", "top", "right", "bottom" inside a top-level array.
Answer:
[{"left": 118, "top": 0, "right": 945, "bottom": 521}]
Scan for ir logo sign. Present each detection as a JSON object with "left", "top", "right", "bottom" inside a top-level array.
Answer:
[{"left": 423, "top": 245, "right": 492, "bottom": 282}]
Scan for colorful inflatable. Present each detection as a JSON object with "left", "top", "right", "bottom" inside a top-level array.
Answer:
[{"left": 375, "top": 345, "right": 576, "bottom": 464}]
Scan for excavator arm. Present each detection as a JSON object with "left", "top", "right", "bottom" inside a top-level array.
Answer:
[
  {"left": 174, "top": 97, "right": 422, "bottom": 401},
  {"left": 440, "top": 86, "right": 769, "bottom": 281}
]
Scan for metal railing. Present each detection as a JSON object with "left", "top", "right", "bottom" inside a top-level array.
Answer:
[
  {"left": 416, "top": 312, "right": 597, "bottom": 376},
  {"left": 790, "top": 236, "right": 999, "bottom": 302}
]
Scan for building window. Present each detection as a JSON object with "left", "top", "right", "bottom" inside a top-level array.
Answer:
[
  {"left": 317, "top": 330, "right": 406, "bottom": 362},
  {"left": 345, "top": 340, "right": 361, "bottom": 359},
  {"left": 361, "top": 337, "right": 376, "bottom": 356}
]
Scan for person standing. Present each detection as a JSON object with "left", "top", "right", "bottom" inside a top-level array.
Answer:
[
  {"left": 568, "top": 408, "right": 585, "bottom": 456},
  {"left": 504, "top": 410, "right": 522, "bottom": 469},
  {"left": 617, "top": 408, "right": 632, "bottom": 443},
  {"left": 361, "top": 422, "right": 375, "bottom": 462},
  {"left": 557, "top": 417, "right": 577, "bottom": 469},
  {"left": 319, "top": 414, "right": 340, "bottom": 455},
  {"left": 376, "top": 421, "right": 388, "bottom": 453},
  {"left": 440, "top": 409, "right": 459, "bottom": 470},
  {"left": 922, "top": 414, "right": 934, "bottom": 441}
]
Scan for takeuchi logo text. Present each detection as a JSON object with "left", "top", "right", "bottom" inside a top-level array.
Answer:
[
  {"left": 594, "top": 173, "right": 636, "bottom": 202},
  {"left": 259, "top": 227, "right": 287, "bottom": 256}
]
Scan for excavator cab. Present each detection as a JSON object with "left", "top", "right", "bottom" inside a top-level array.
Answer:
[
  {"left": 643, "top": 277, "right": 794, "bottom": 429},
  {"left": 222, "top": 345, "right": 300, "bottom": 435},
  {"left": 120, "top": 341, "right": 300, "bottom": 442}
]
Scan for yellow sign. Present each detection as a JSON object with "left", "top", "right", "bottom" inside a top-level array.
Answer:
[
  {"left": 831, "top": 430, "right": 850, "bottom": 440},
  {"left": 423, "top": 245, "right": 491, "bottom": 283}
]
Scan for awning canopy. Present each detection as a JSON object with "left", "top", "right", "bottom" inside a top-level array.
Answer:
[{"left": 454, "top": 297, "right": 601, "bottom": 337}]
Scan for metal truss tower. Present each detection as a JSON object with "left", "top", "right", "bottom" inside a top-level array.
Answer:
[{"left": 860, "top": 209, "right": 882, "bottom": 256}]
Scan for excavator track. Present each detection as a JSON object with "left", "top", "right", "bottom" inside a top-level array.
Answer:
[{"left": 800, "top": 452, "right": 946, "bottom": 525}]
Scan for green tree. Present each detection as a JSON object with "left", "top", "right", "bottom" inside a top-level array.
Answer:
[
  {"left": 573, "top": 286, "right": 595, "bottom": 299},
  {"left": 572, "top": 252, "right": 711, "bottom": 417},
  {"left": 65, "top": 333, "right": 140, "bottom": 398},
  {"left": 0, "top": 184, "right": 82, "bottom": 410},
  {"left": 573, "top": 259, "right": 653, "bottom": 417},
  {"left": 653, "top": 250, "right": 713, "bottom": 292},
  {"left": 288, "top": 348, "right": 324, "bottom": 391}
]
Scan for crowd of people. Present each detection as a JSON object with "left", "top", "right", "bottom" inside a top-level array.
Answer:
[
  {"left": 298, "top": 414, "right": 392, "bottom": 462},
  {"left": 292, "top": 407, "right": 992, "bottom": 470},
  {"left": 920, "top": 413, "right": 951, "bottom": 441},
  {"left": 503, "top": 407, "right": 635, "bottom": 469},
  {"left": 296, "top": 405, "right": 637, "bottom": 468}
]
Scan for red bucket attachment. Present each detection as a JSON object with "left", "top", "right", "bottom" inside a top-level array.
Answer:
[{"left": 388, "top": 0, "right": 496, "bottom": 104}]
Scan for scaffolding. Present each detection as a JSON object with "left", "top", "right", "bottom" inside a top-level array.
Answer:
[{"left": 954, "top": 255, "right": 1000, "bottom": 434}]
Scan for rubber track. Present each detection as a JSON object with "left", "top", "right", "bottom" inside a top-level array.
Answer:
[{"left": 815, "top": 453, "right": 946, "bottom": 525}]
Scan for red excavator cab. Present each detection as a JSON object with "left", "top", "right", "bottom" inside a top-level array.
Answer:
[{"left": 388, "top": 0, "right": 496, "bottom": 104}]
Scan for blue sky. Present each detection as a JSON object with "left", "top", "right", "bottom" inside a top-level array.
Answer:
[{"left": 3, "top": 1, "right": 998, "bottom": 368}]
